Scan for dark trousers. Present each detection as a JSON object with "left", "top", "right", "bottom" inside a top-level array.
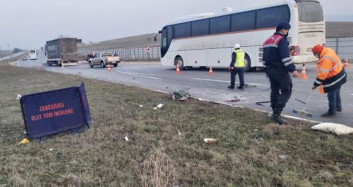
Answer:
[
  {"left": 268, "top": 71, "right": 292, "bottom": 109},
  {"left": 230, "top": 68, "right": 244, "bottom": 87},
  {"left": 327, "top": 86, "right": 342, "bottom": 115}
]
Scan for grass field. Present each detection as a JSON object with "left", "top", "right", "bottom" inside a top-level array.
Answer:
[{"left": 0, "top": 64, "right": 352, "bottom": 186}]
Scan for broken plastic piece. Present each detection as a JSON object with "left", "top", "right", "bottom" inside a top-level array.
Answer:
[
  {"left": 203, "top": 138, "right": 217, "bottom": 143},
  {"left": 16, "top": 94, "right": 22, "bottom": 100},
  {"left": 19, "top": 138, "right": 30, "bottom": 144},
  {"left": 177, "top": 130, "right": 182, "bottom": 135}
]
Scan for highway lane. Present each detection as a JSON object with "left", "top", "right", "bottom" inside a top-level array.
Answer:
[{"left": 16, "top": 51, "right": 353, "bottom": 127}]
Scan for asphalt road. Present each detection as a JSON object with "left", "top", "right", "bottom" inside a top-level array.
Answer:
[{"left": 15, "top": 51, "right": 353, "bottom": 127}]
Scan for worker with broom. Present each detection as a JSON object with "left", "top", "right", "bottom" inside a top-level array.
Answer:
[{"left": 311, "top": 44, "right": 347, "bottom": 117}]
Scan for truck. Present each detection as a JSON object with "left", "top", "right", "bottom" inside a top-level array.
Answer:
[
  {"left": 45, "top": 38, "right": 78, "bottom": 66},
  {"left": 88, "top": 52, "right": 120, "bottom": 68}
]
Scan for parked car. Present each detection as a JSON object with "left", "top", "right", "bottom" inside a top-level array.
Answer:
[{"left": 88, "top": 52, "right": 120, "bottom": 68}]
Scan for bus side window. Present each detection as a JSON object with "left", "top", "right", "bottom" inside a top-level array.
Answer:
[
  {"left": 210, "top": 15, "right": 230, "bottom": 34},
  {"left": 231, "top": 11, "right": 255, "bottom": 32},
  {"left": 256, "top": 5, "right": 290, "bottom": 29}
]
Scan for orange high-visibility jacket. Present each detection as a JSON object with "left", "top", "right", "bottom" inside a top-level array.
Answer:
[{"left": 313, "top": 47, "right": 347, "bottom": 93}]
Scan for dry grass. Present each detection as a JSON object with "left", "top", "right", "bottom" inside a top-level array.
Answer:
[{"left": 0, "top": 64, "right": 352, "bottom": 186}]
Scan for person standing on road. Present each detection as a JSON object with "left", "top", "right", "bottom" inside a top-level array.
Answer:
[
  {"left": 311, "top": 44, "right": 347, "bottom": 117},
  {"left": 228, "top": 43, "right": 245, "bottom": 90},
  {"left": 262, "top": 22, "right": 299, "bottom": 125}
]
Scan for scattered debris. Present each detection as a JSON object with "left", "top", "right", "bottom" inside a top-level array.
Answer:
[
  {"left": 49, "top": 148, "right": 54, "bottom": 151},
  {"left": 226, "top": 99, "right": 241, "bottom": 102},
  {"left": 172, "top": 90, "right": 191, "bottom": 101},
  {"left": 124, "top": 136, "right": 129, "bottom": 141},
  {"left": 139, "top": 105, "right": 144, "bottom": 108},
  {"left": 204, "top": 138, "right": 217, "bottom": 144},
  {"left": 279, "top": 155, "right": 286, "bottom": 159},
  {"left": 19, "top": 138, "right": 30, "bottom": 144},
  {"left": 253, "top": 129, "right": 258, "bottom": 132},
  {"left": 154, "top": 103, "right": 164, "bottom": 110},
  {"left": 255, "top": 101, "right": 271, "bottom": 106},
  {"left": 244, "top": 84, "right": 257, "bottom": 88},
  {"left": 177, "top": 130, "right": 182, "bottom": 135},
  {"left": 16, "top": 94, "right": 22, "bottom": 100}
]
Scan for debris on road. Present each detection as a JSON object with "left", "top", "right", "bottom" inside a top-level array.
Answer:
[
  {"left": 255, "top": 101, "right": 271, "bottom": 106},
  {"left": 226, "top": 99, "right": 241, "bottom": 103},
  {"left": 172, "top": 90, "right": 191, "bottom": 101},
  {"left": 244, "top": 84, "right": 257, "bottom": 88}
]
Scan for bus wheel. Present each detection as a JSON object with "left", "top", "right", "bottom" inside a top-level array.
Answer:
[
  {"left": 175, "top": 57, "right": 184, "bottom": 70},
  {"left": 244, "top": 55, "right": 252, "bottom": 72}
]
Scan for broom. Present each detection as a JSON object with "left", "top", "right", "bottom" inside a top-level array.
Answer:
[{"left": 292, "top": 91, "right": 314, "bottom": 117}]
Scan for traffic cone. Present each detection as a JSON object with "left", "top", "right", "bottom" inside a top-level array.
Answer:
[
  {"left": 208, "top": 66, "right": 214, "bottom": 75},
  {"left": 343, "top": 59, "right": 350, "bottom": 68},
  {"left": 176, "top": 63, "right": 180, "bottom": 74},
  {"left": 300, "top": 64, "right": 307, "bottom": 79},
  {"left": 107, "top": 64, "right": 111, "bottom": 72}
]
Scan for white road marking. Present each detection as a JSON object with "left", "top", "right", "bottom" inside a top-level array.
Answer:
[
  {"left": 192, "top": 78, "right": 267, "bottom": 87},
  {"left": 115, "top": 70, "right": 162, "bottom": 80}
]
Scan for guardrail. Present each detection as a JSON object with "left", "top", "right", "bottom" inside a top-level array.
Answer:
[
  {"left": 0, "top": 51, "right": 29, "bottom": 63},
  {"left": 77, "top": 37, "right": 353, "bottom": 62},
  {"left": 326, "top": 37, "right": 353, "bottom": 60}
]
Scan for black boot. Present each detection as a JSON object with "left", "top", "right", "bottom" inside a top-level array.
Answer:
[
  {"left": 228, "top": 85, "right": 234, "bottom": 89},
  {"left": 271, "top": 108, "right": 286, "bottom": 125}
]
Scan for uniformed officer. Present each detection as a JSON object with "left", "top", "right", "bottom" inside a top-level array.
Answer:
[
  {"left": 263, "top": 22, "right": 299, "bottom": 124},
  {"left": 228, "top": 43, "right": 245, "bottom": 90}
]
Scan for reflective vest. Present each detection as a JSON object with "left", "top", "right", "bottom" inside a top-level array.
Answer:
[
  {"left": 233, "top": 49, "right": 245, "bottom": 68},
  {"left": 313, "top": 47, "right": 347, "bottom": 93}
]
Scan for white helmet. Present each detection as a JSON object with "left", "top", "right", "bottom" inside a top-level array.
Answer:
[{"left": 234, "top": 43, "right": 240, "bottom": 49}]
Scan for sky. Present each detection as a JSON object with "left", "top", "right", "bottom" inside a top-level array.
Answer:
[{"left": 0, "top": 0, "right": 352, "bottom": 50}]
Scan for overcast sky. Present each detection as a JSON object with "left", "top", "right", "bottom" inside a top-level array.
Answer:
[{"left": 0, "top": 0, "right": 352, "bottom": 50}]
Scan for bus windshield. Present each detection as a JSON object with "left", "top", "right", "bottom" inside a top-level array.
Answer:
[{"left": 297, "top": 1, "right": 323, "bottom": 22}]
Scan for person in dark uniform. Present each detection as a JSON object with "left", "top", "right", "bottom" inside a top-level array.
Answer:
[
  {"left": 228, "top": 43, "right": 245, "bottom": 90},
  {"left": 263, "top": 22, "right": 299, "bottom": 124}
]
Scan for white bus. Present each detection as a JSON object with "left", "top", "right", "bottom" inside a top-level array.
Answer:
[
  {"left": 29, "top": 50, "right": 37, "bottom": 60},
  {"left": 158, "top": 0, "right": 325, "bottom": 71}
]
